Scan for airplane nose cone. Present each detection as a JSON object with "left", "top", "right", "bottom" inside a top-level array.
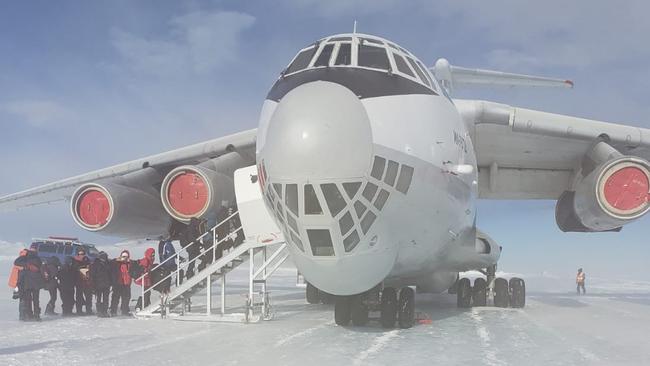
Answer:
[{"left": 262, "top": 81, "right": 373, "bottom": 180}]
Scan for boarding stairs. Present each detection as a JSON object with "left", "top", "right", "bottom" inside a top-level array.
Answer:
[{"left": 135, "top": 210, "right": 289, "bottom": 322}]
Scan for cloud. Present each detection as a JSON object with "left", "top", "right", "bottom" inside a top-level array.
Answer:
[
  {"left": 111, "top": 10, "right": 255, "bottom": 76},
  {"left": 435, "top": 0, "right": 650, "bottom": 69},
  {"left": 0, "top": 100, "right": 75, "bottom": 128}
]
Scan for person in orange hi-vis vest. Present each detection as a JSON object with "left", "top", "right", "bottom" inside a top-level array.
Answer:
[
  {"left": 576, "top": 268, "right": 586, "bottom": 295},
  {"left": 8, "top": 249, "right": 28, "bottom": 320}
]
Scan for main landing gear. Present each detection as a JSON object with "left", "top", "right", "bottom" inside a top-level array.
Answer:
[
  {"left": 455, "top": 265, "right": 526, "bottom": 309},
  {"left": 333, "top": 286, "right": 415, "bottom": 329}
]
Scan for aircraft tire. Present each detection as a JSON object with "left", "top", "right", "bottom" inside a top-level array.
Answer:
[
  {"left": 456, "top": 278, "right": 472, "bottom": 308},
  {"left": 398, "top": 287, "right": 415, "bottom": 329},
  {"left": 350, "top": 294, "right": 369, "bottom": 326},
  {"left": 494, "top": 278, "right": 509, "bottom": 308},
  {"left": 380, "top": 287, "right": 398, "bottom": 328},
  {"left": 334, "top": 296, "right": 351, "bottom": 326},
  {"left": 509, "top": 278, "right": 526, "bottom": 308},
  {"left": 472, "top": 278, "right": 487, "bottom": 307},
  {"left": 306, "top": 282, "right": 320, "bottom": 304}
]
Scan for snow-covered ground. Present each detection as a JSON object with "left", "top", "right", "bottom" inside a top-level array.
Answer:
[{"left": 1, "top": 243, "right": 650, "bottom": 366}]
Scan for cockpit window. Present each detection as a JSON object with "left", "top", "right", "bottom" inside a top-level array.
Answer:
[
  {"left": 314, "top": 44, "right": 335, "bottom": 67},
  {"left": 406, "top": 57, "right": 431, "bottom": 87},
  {"left": 329, "top": 36, "right": 352, "bottom": 42},
  {"left": 361, "top": 37, "right": 383, "bottom": 46},
  {"left": 392, "top": 53, "right": 415, "bottom": 78},
  {"left": 416, "top": 60, "right": 436, "bottom": 91},
  {"left": 285, "top": 46, "right": 317, "bottom": 74},
  {"left": 358, "top": 44, "right": 390, "bottom": 71},
  {"left": 334, "top": 43, "right": 352, "bottom": 65}
]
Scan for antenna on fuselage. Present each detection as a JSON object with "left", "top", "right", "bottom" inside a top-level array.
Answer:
[{"left": 353, "top": 20, "right": 357, "bottom": 34}]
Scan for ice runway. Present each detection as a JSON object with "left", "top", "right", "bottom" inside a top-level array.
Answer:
[{"left": 1, "top": 251, "right": 650, "bottom": 366}]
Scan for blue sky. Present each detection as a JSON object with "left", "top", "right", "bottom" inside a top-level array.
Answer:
[{"left": 1, "top": 1, "right": 649, "bottom": 280}]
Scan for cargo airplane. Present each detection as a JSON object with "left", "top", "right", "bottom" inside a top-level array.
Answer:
[{"left": 2, "top": 33, "right": 650, "bottom": 328}]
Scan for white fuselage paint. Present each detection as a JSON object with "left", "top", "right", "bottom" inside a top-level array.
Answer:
[{"left": 256, "top": 35, "right": 495, "bottom": 296}]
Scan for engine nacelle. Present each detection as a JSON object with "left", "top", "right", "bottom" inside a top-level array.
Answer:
[
  {"left": 556, "top": 156, "right": 650, "bottom": 232},
  {"left": 71, "top": 182, "right": 171, "bottom": 238},
  {"left": 160, "top": 153, "right": 250, "bottom": 223}
]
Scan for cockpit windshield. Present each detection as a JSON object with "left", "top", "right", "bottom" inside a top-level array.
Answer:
[{"left": 282, "top": 34, "right": 438, "bottom": 92}]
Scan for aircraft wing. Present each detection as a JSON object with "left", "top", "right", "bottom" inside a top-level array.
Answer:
[
  {"left": 0, "top": 129, "right": 257, "bottom": 211},
  {"left": 455, "top": 99, "right": 650, "bottom": 199}
]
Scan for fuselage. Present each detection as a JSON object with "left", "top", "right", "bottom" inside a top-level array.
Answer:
[{"left": 256, "top": 33, "right": 478, "bottom": 296}]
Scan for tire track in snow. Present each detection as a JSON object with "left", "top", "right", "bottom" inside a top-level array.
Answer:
[
  {"left": 470, "top": 309, "right": 506, "bottom": 366},
  {"left": 274, "top": 321, "right": 333, "bottom": 347},
  {"left": 521, "top": 299, "right": 601, "bottom": 364},
  {"left": 353, "top": 329, "right": 400, "bottom": 365}
]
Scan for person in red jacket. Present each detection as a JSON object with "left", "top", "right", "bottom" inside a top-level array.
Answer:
[
  {"left": 135, "top": 248, "right": 155, "bottom": 309},
  {"left": 110, "top": 250, "right": 137, "bottom": 316}
]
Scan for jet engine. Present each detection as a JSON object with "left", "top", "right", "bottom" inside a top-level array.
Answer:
[
  {"left": 70, "top": 168, "right": 171, "bottom": 238},
  {"left": 556, "top": 152, "right": 650, "bottom": 232},
  {"left": 160, "top": 153, "right": 250, "bottom": 223}
]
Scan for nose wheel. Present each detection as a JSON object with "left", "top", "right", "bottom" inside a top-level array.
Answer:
[{"left": 333, "top": 286, "right": 415, "bottom": 328}]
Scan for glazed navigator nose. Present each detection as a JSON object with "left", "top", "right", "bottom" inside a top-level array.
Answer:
[{"left": 261, "top": 81, "right": 373, "bottom": 180}]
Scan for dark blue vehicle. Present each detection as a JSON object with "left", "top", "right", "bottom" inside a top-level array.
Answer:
[{"left": 29, "top": 236, "right": 100, "bottom": 263}]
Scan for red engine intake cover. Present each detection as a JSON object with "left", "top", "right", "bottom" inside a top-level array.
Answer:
[{"left": 166, "top": 171, "right": 209, "bottom": 217}]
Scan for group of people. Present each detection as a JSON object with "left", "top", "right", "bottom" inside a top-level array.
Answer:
[
  {"left": 8, "top": 207, "right": 244, "bottom": 322},
  {"left": 8, "top": 246, "right": 171, "bottom": 321}
]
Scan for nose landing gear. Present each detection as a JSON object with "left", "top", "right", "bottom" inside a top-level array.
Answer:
[{"left": 333, "top": 286, "right": 416, "bottom": 329}]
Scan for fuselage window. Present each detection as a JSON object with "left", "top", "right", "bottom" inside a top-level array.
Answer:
[
  {"left": 358, "top": 44, "right": 390, "bottom": 71},
  {"left": 334, "top": 43, "right": 352, "bottom": 66},
  {"left": 339, "top": 211, "right": 354, "bottom": 236},
  {"left": 307, "top": 229, "right": 335, "bottom": 256},
  {"left": 287, "top": 214, "right": 299, "bottom": 233},
  {"left": 286, "top": 46, "right": 317, "bottom": 74},
  {"left": 362, "top": 182, "right": 379, "bottom": 202},
  {"left": 290, "top": 231, "right": 305, "bottom": 252},
  {"left": 392, "top": 53, "right": 415, "bottom": 78},
  {"left": 384, "top": 160, "right": 399, "bottom": 187},
  {"left": 304, "top": 184, "right": 323, "bottom": 215},
  {"left": 343, "top": 230, "right": 361, "bottom": 252},
  {"left": 406, "top": 57, "right": 431, "bottom": 88},
  {"left": 285, "top": 184, "right": 299, "bottom": 217},
  {"left": 360, "top": 211, "right": 377, "bottom": 235},
  {"left": 321, "top": 183, "right": 346, "bottom": 217},
  {"left": 370, "top": 156, "right": 386, "bottom": 180},
  {"left": 314, "top": 44, "right": 335, "bottom": 67},
  {"left": 396, "top": 165, "right": 414, "bottom": 194}
]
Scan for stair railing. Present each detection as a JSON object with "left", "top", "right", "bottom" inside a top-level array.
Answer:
[{"left": 135, "top": 210, "right": 242, "bottom": 312}]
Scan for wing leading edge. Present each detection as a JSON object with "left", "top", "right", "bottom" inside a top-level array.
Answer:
[
  {"left": 0, "top": 129, "right": 257, "bottom": 212},
  {"left": 455, "top": 99, "right": 650, "bottom": 199}
]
